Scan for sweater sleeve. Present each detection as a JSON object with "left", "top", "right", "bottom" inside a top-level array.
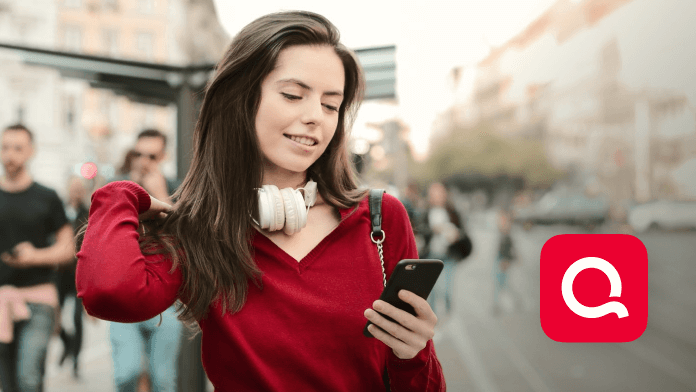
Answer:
[
  {"left": 381, "top": 194, "right": 446, "bottom": 391},
  {"left": 75, "top": 181, "right": 183, "bottom": 323}
]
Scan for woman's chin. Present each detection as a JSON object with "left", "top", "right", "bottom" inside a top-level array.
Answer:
[{"left": 265, "top": 160, "right": 315, "bottom": 176}]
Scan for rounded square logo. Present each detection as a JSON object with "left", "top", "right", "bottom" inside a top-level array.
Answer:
[{"left": 540, "top": 234, "right": 648, "bottom": 343}]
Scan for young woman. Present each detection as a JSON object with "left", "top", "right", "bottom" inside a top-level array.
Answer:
[
  {"left": 76, "top": 11, "right": 444, "bottom": 391},
  {"left": 423, "top": 182, "right": 462, "bottom": 319}
]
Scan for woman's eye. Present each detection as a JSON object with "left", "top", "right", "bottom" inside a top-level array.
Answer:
[
  {"left": 323, "top": 104, "right": 339, "bottom": 112},
  {"left": 281, "top": 93, "right": 301, "bottom": 100}
]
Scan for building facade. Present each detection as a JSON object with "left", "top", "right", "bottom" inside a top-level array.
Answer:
[
  {"left": 444, "top": 0, "right": 696, "bottom": 204},
  {"left": 0, "top": 0, "right": 228, "bottom": 196}
]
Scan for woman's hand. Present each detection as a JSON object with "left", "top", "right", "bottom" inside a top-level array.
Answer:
[
  {"left": 364, "top": 290, "right": 437, "bottom": 360},
  {"left": 138, "top": 194, "right": 172, "bottom": 222}
]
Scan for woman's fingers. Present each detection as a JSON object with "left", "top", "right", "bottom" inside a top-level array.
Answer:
[
  {"left": 397, "top": 290, "right": 438, "bottom": 324},
  {"left": 363, "top": 290, "right": 438, "bottom": 360},
  {"left": 366, "top": 323, "right": 416, "bottom": 359},
  {"left": 138, "top": 194, "right": 172, "bottom": 221},
  {"left": 364, "top": 309, "right": 421, "bottom": 347}
]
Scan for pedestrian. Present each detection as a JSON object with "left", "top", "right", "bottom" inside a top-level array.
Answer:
[
  {"left": 107, "top": 130, "right": 183, "bottom": 392},
  {"left": 492, "top": 208, "right": 518, "bottom": 315},
  {"left": 117, "top": 149, "right": 138, "bottom": 177},
  {"left": 423, "top": 182, "right": 462, "bottom": 320},
  {"left": 0, "top": 123, "right": 76, "bottom": 392},
  {"left": 75, "top": 11, "right": 445, "bottom": 391},
  {"left": 400, "top": 181, "right": 428, "bottom": 255},
  {"left": 116, "top": 129, "right": 180, "bottom": 204},
  {"left": 55, "top": 176, "right": 90, "bottom": 379}
]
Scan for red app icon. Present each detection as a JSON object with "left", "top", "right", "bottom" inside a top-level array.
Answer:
[{"left": 540, "top": 234, "right": 648, "bottom": 342}]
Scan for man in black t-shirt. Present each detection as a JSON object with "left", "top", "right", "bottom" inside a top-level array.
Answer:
[{"left": 0, "top": 124, "right": 75, "bottom": 392}]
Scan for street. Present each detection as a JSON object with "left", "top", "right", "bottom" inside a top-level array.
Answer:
[
  {"left": 434, "top": 210, "right": 696, "bottom": 392},
  {"left": 42, "top": 210, "right": 696, "bottom": 392}
]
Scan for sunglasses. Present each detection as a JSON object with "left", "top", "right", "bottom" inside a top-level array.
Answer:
[{"left": 133, "top": 151, "right": 158, "bottom": 161}]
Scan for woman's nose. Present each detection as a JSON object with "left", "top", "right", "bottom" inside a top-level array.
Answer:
[{"left": 301, "top": 99, "right": 323, "bottom": 126}]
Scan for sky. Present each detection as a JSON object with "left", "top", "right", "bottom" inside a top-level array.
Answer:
[{"left": 212, "top": 0, "right": 560, "bottom": 157}]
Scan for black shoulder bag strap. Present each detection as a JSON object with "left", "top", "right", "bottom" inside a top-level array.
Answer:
[
  {"left": 368, "top": 189, "right": 391, "bottom": 391},
  {"left": 369, "top": 189, "right": 387, "bottom": 288}
]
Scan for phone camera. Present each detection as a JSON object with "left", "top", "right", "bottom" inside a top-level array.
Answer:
[{"left": 406, "top": 264, "right": 417, "bottom": 270}]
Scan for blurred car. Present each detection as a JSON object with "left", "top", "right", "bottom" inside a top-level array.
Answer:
[
  {"left": 627, "top": 201, "right": 696, "bottom": 232},
  {"left": 514, "top": 189, "right": 610, "bottom": 229}
]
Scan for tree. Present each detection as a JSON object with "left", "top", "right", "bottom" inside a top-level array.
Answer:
[{"left": 410, "top": 122, "right": 563, "bottom": 188}]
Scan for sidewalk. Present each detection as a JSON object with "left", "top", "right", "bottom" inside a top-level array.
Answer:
[{"left": 45, "top": 314, "right": 114, "bottom": 392}]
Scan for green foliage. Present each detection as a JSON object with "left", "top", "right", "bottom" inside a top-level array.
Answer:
[{"left": 410, "top": 122, "right": 563, "bottom": 188}]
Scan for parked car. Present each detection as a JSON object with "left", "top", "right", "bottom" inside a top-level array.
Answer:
[
  {"left": 514, "top": 189, "right": 610, "bottom": 229},
  {"left": 627, "top": 201, "right": 696, "bottom": 232}
]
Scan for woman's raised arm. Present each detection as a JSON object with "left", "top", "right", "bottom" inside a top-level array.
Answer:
[{"left": 76, "top": 181, "right": 183, "bottom": 322}]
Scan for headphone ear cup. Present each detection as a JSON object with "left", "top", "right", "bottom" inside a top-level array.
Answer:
[
  {"left": 266, "top": 185, "right": 284, "bottom": 232},
  {"left": 280, "top": 188, "right": 299, "bottom": 235},
  {"left": 257, "top": 188, "right": 271, "bottom": 229},
  {"left": 293, "top": 190, "right": 308, "bottom": 230}
]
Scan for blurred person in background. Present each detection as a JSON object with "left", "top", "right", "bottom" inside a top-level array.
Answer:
[
  {"left": 400, "top": 181, "right": 427, "bottom": 255},
  {"left": 75, "top": 11, "right": 444, "bottom": 391},
  {"left": 492, "top": 208, "right": 518, "bottom": 315},
  {"left": 0, "top": 124, "right": 75, "bottom": 392},
  {"left": 117, "top": 149, "right": 138, "bottom": 177},
  {"left": 116, "top": 129, "right": 181, "bottom": 204},
  {"left": 423, "top": 182, "right": 462, "bottom": 320},
  {"left": 55, "top": 176, "right": 90, "bottom": 379},
  {"left": 108, "top": 130, "right": 183, "bottom": 392}
]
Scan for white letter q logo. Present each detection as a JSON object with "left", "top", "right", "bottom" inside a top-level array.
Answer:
[{"left": 561, "top": 257, "right": 629, "bottom": 319}]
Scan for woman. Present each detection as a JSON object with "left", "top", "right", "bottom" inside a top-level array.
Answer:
[
  {"left": 423, "top": 182, "right": 462, "bottom": 319},
  {"left": 75, "top": 11, "right": 444, "bottom": 392}
]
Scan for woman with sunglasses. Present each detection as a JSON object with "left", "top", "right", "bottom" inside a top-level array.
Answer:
[{"left": 76, "top": 11, "right": 445, "bottom": 391}]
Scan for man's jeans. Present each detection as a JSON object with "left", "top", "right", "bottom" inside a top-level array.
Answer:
[
  {"left": 427, "top": 255, "right": 456, "bottom": 317},
  {"left": 109, "top": 305, "right": 182, "bottom": 392},
  {"left": 0, "top": 303, "right": 55, "bottom": 392}
]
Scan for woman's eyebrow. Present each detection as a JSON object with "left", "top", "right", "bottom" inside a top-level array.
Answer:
[{"left": 276, "top": 78, "right": 343, "bottom": 97}]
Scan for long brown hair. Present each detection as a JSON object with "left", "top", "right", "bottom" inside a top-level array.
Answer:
[{"left": 77, "top": 11, "right": 366, "bottom": 331}]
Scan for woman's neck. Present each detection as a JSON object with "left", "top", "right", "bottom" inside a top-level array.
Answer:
[{"left": 261, "top": 170, "right": 307, "bottom": 190}]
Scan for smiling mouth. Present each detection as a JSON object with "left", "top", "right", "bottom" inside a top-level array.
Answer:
[{"left": 284, "top": 134, "right": 317, "bottom": 147}]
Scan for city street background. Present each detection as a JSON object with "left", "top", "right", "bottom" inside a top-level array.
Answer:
[{"left": 2, "top": 0, "right": 696, "bottom": 391}]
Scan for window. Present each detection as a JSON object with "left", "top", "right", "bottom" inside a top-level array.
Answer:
[
  {"left": 64, "top": 25, "right": 82, "bottom": 52},
  {"left": 102, "top": 0, "right": 118, "bottom": 11},
  {"left": 103, "top": 29, "right": 119, "bottom": 57},
  {"left": 99, "top": 92, "right": 119, "bottom": 131},
  {"left": 144, "top": 106, "right": 155, "bottom": 127},
  {"left": 64, "top": 0, "right": 82, "bottom": 8},
  {"left": 135, "top": 32, "right": 153, "bottom": 61},
  {"left": 63, "top": 95, "right": 76, "bottom": 132},
  {"left": 16, "top": 104, "right": 25, "bottom": 123},
  {"left": 137, "top": 0, "right": 153, "bottom": 14}
]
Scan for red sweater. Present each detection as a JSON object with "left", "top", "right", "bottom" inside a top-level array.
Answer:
[{"left": 76, "top": 181, "right": 445, "bottom": 391}]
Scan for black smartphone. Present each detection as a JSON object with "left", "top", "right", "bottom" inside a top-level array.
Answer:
[{"left": 363, "top": 259, "right": 444, "bottom": 338}]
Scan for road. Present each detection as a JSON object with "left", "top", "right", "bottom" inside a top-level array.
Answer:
[
  {"left": 433, "top": 210, "right": 696, "bottom": 392},
  {"left": 42, "top": 209, "right": 696, "bottom": 391}
]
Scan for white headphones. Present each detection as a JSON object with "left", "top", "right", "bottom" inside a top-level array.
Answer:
[{"left": 255, "top": 180, "right": 317, "bottom": 235}]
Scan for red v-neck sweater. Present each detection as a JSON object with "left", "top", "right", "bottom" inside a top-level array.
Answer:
[{"left": 76, "top": 181, "right": 445, "bottom": 391}]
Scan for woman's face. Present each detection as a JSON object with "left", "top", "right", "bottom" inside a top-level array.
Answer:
[{"left": 255, "top": 45, "right": 345, "bottom": 177}]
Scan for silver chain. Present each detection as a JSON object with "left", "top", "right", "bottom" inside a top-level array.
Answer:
[{"left": 370, "top": 230, "right": 387, "bottom": 288}]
